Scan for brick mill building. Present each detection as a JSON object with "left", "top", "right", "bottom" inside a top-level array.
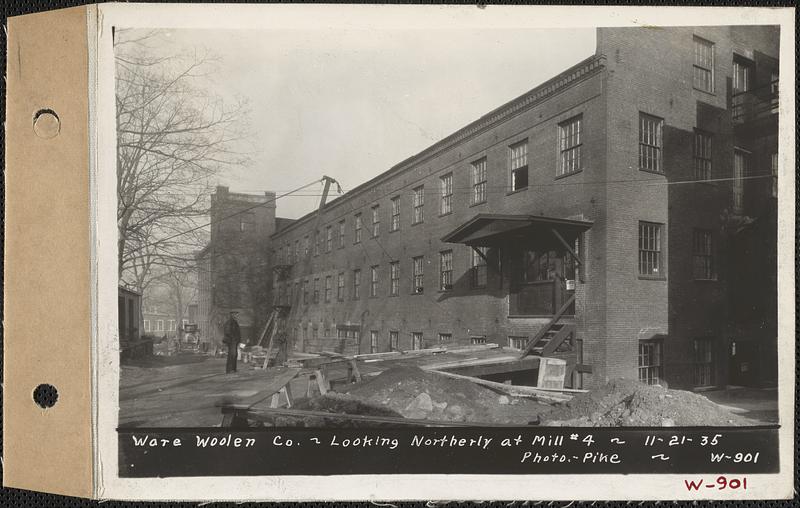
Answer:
[{"left": 198, "top": 25, "right": 779, "bottom": 390}]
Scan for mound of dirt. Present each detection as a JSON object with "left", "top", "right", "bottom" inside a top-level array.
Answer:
[
  {"left": 342, "top": 366, "right": 550, "bottom": 424},
  {"left": 541, "top": 378, "right": 752, "bottom": 426},
  {"left": 273, "top": 392, "right": 404, "bottom": 427}
]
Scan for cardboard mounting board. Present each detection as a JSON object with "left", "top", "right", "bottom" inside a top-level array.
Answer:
[{"left": 4, "top": 5, "right": 94, "bottom": 498}]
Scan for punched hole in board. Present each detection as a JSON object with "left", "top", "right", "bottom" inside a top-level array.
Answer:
[
  {"left": 33, "top": 109, "right": 60, "bottom": 139},
  {"left": 33, "top": 383, "right": 58, "bottom": 408}
]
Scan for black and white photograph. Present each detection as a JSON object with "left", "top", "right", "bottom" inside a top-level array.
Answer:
[
  {"left": 93, "top": 4, "right": 793, "bottom": 499},
  {"left": 116, "top": 21, "right": 780, "bottom": 427}
]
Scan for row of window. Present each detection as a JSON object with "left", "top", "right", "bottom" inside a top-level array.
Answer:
[
  {"left": 693, "top": 34, "right": 776, "bottom": 96},
  {"left": 638, "top": 222, "right": 715, "bottom": 280},
  {"left": 639, "top": 222, "right": 709, "bottom": 280},
  {"left": 143, "top": 319, "right": 189, "bottom": 333},
  {"left": 639, "top": 337, "right": 715, "bottom": 387},
  {"left": 275, "top": 117, "right": 585, "bottom": 263},
  {"left": 276, "top": 247, "right": 490, "bottom": 305},
  {"left": 280, "top": 112, "right": 760, "bottom": 266}
]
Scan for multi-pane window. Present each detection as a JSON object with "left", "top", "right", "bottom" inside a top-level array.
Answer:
[
  {"left": 693, "top": 36, "right": 715, "bottom": 93},
  {"left": 390, "top": 196, "right": 400, "bottom": 231},
  {"left": 638, "top": 340, "right": 663, "bottom": 385},
  {"left": 440, "top": 173, "right": 453, "bottom": 215},
  {"left": 439, "top": 250, "right": 453, "bottom": 291},
  {"left": 313, "top": 278, "right": 320, "bottom": 304},
  {"left": 412, "top": 256, "right": 425, "bottom": 294},
  {"left": 692, "top": 229, "right": 714, "bottom": 280},
  {"left": 371, "top": 205, "right": 380, "bottom": 238},
  {"left": 303, "top": 235, "right": 310, "bottom": 256},
  {"left": 314, "top": 230, "right": 321, "bottom": 256},
  {"left": 338, "top": 220, "right": 346, "bottom": 248},
  {"left": 412, "top": 186, "right": 424, "bottom": 224},
  {"left": 370, "top": 265, "right": 379, "bottom": 297},
  {"left": 390, "top": 261, "right": 400, "bottom": 296},
  {"left": 370, "top": 331, "right": 379, "bottom": 354},
  {"left": 639, "top": 113, "right": 664, "bottom": 173},
  {"left": 693, "top": 338, "right": 714, "bottom": 387},
  {"left": 324, "top": 276, "right": 332, "bottom": 302},
  {"left": 144, "top": 320, "right": 150, "bottom": 332},
  {"left": 733, "top": 149, "right": 748, "bottom": 214},
  {"left": 638, "top": 222, "right": 663, "bottom": 277},
  {"left": 389, "top": 331, "right": 399, "bottom": 352},
  {"left": 693, "top": 130, "right": 712, "bottom": 180},
  {"left": 354, "top": 213, "right": 362, "bottom": 243},
  {"left": 411, "top": 332, "right": 424, "bottom": 351},
  {"left": 239, "top": 214, "right": 254, "bottom": 232},
  {"left": 470, "top": 247, "right": 488, "bottom": 288},
  {"left": 508, "top": 336, "right": 527, "bottom": 350},
  {"left": 302, "top": 280, "right": 309, "bottom": 304},
  {"left": 157, "top": 320, "right": 164, "bottom": 332},
  {"left": 510, "top": 140, "right": 529, "bottom": 191},
  {"left": 470, "top": 336, "right": 487, "bottom": 345},
  {"left": 337, "top": 272, "right": 345, "bottom": 301},
  {"left": 558, "top": 115, "right": 582, "bottom": 176},
  {"left": 325, "top": 226, "right": 333, "bottom": 252},
  {"left": 770, "top": 70, "right": 779, "bottom": 113},
  {"left": 732, "top": 57, "right": 752, "bottom": 93},
  {"left": 353, "top": 269, "right": 361, "bottom": 300},
  {"left": 438, "top": 333, "right": 452, "bottom": 344},
  {"left": 294, "top": 241, "right": 300, "bottom": 263},
  {"left": 771, "top": 152, "right": 778, "bottom": 198},
  {"left": 471, "top": 158, "right": 487, "bottom": 204}
]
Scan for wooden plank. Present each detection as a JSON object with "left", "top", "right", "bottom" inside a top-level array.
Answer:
[
  {"left": 261, "top": 313, "right": 281, "bottom": 369},
  {"left": 427, "top": 370, "right": 571, "bottom": 403},
  {"left": 421, "top": 355, "right": 520, "bottom": 371},
  {"left": 442, "top": 359, "right": 540, "bottom": 379},
  {"left": 216, "top": 367, "right": 301, "bottom": 410}
]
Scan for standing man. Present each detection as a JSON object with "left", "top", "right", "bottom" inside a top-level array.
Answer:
[{"left": 223, "top": 311, "right": 241, "bottom": 373}]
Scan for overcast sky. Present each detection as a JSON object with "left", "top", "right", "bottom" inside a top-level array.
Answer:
[{"left": 132, "top": 27, "right": 595, "bottom": 219}]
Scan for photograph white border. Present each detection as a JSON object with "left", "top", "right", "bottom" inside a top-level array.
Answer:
[{"left": 93, "top": 4, "right": 796, "bottom": 501}]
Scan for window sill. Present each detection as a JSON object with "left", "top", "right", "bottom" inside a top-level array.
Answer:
[
  {"left": 411, "top": 221, "right": 423, "bottom": 227},
  {"left": 555, "top": 169, "right": 583, "bottom": 181},
  {"left": 437, "top": 289, "right": 453, "bottom": 294},
  {"left": 508, "top": 314, "right": 574, "bottom": 319},
  {"left": 638, "top": 168, "right": 666, "bottom": 177},
  {"left": 638, "top": 276, "right": 667, "bottom": 281},
  {"left": 410, "top": 291, "right": 424, "bottom": 296},
  {"left": 692, "top": 87, "right": 716, "bottom": 96},
  {"left": 389, "top": 293, "right": 399, "bottom": 297},
  {"left": 469, "top": 200, "right": 487, "bottom": 208},
  {"left": 506, "top": 187, "right": 528, "bottom": 196},
  {"left": 389, "top": 228, "right": 400, "bottom": 234},
  {"left": 439, "top": 211, "right": 453, "bottom": 218}
]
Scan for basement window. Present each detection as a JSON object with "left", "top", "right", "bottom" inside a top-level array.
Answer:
[
  {"left": 638, "top": 339, "right": 663, "bottom": 385},
  {"left": 693, "top": 337, "right": 714, "bottom": 387},
  {"left": 470, "top": 336, "right": 487, "bottom": 345},
  {"left": 508, "top": 336, "right": 527, "bottom": 350}
]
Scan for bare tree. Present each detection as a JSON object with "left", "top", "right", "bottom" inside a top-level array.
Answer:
[{"left": 115, "top": 29, "right": 250, "bottom": 291}]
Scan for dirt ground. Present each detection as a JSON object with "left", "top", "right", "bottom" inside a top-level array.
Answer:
[
  {"left": 540, "top": 378, "right": 757, "bottom": 426},
  {"left": 119, "top": 354, "right": 772, "bottom": 428}
]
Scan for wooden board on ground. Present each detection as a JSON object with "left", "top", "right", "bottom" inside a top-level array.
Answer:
[{"left": 118, "top": 359, "right": 301, "bottom": 427}]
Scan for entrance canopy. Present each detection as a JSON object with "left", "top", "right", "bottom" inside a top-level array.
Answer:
[{"left": 441, "top": 213, "right": 593, "bottom": 247}]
